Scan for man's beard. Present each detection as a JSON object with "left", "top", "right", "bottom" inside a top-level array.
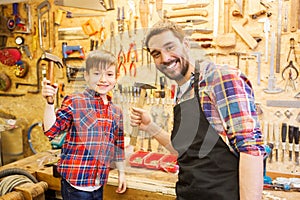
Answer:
[{"left": 159, "top": 57, "right": 189, "bottom": 81}]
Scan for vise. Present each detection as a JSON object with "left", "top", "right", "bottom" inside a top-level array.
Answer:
[{"left": 62, "top": 42, "right": 85, "bottom": 59}]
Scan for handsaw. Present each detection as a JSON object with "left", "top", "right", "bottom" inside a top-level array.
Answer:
[{"left": 54, "top": 0, "right": 107, "bottom": 11}]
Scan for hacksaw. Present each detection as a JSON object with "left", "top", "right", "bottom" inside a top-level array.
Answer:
[{"left": 54, "top": 0, "right": 107, "bottom": 11}]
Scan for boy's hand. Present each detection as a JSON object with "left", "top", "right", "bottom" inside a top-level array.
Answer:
[
  {"left": 116, "top": 171, "right": 126, "bottom": 193},
  {"left": 42, "top": 78, "right": 58, "bottom": 104},
  {"left": 130, "top": 107, "right": 152, "bottom": 131}
]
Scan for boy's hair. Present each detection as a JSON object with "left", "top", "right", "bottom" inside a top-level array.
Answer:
[
  {"left": 85, "top": 50, "right": 117, "bottom": 74},
  {"left": 144, "top": 19, "right": 185, "bottom": 51}
]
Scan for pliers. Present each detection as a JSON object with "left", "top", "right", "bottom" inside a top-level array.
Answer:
[
  {"left": 127, "top": 42, "right": 138, "bottom": 76},
  {"left": 118, "top": 45, "right": 126, "bottom": 76}
]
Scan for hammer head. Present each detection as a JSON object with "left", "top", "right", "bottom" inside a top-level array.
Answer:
[
  {"left": 134, "top": 82, "right": 156, "bottom": 90},
  {"left": 42, "top": 52, "right": 64, "bottom": 68}
]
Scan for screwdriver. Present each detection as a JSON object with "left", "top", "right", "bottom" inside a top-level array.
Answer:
[
  {"left": 281, "top": 123, "right": 287, "bottom": 162},
  {"left": 288, "top": 125, "right": 294, "bottom": 161},
  {"left": 294, "top": 127, "right": 299, "bottom": 165},
  {"left": 268, "top": 122, "right": 274, "bottom": 163}
]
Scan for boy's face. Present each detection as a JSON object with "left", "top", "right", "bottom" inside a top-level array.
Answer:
[{"left": 85, "top": 64, "right": 116, "bottom": 97}]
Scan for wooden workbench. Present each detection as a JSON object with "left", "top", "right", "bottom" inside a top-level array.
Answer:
[{"left": 0, "top": 150, "right": 300, "bottom": 200}]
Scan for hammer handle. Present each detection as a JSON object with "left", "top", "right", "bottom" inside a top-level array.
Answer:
[
  {"left": 166, "top": 10, "right": 208, "bottom": 18},
  {"left": 46, "top": 61, "right": 55, "bottom": 104},
  {"left": 130, "top": 89, "right": 147, "bottom": 146}
]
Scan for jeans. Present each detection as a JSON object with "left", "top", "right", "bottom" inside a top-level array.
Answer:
[{"left": 61, "top": 178, "right": 103, "bottom": 200}]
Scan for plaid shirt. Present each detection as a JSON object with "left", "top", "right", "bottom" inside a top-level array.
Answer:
[
  {"left": 178, "top": 62, "right": 265, "bottom": 156},
  {"left": 44, "top": 88, "right": 125, "bottom": 187}
]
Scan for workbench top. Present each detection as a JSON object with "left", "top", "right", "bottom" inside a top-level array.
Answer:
[{"left": 0, "top": 150, "right": 300, "bottom": 200}]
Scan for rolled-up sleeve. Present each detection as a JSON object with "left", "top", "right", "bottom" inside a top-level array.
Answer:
[{"left": 212, "top": 67, "right": 266, "bottom": 156}]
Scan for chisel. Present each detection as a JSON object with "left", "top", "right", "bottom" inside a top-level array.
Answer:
[
  {"left": 281, "top": 123, "right": 287, "bottom": 162},
  {"left": 274, "top": 122, "right": 280, "bottom": 162},
  {"left": 294, "top": 127, "right": 299, "bottom": 165},
  {"left": 288, "top": 125, "right": 294, "bottom": 161}
]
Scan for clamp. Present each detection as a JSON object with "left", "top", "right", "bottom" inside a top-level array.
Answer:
[
  {"left": 118, "top": 45, "right": 126, "bottom": 76},
  {"left": 287, "top": 37, "right": 297, "bottom": 63}
]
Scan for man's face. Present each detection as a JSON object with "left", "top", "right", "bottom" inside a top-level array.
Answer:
[
  {"left": 148, "top": 30, "right": 190, "bottom": 82},
  {"left": 85, "top": 64, "right": 116, "bottom": 97}
]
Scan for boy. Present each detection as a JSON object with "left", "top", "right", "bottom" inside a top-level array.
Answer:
[{"left": 42, "top": 50, "right": 126, "bottom": 200}]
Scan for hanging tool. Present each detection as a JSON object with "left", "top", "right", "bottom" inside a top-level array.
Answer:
[
  {"left": 281, "top": 123, "right": 287, "bottom": 163},
  {"left": 156, "top": 0, "right": 163, "bottom": 19},
  {"left": 232, "top": 18, "right": 258, "bottom": 50},
  {"left": 290, "top": 0, "right": 298, "bottom": 32},
  {"left": 54, "top": 0, "right": 107, "bottom": 11},
  {"left": 294, "top": 126, "right": 299, "bottom": 165},
  {"left": 274, "top": 122, "right": 280, "bottom": 162},
  {"left": 7, "top": 3, "right": 24, "bottom": 31},
  {"left": 232, "top": 0, "right": 244, "bottom": 17},
  {"left": 127, "top": 41, "right": 138, "bottom": 77},
  {"left": 99, "top": 18, "right": 106, "bottom": 48},
  {"left": 283, "top": 3, "right": 288, "bottom": 32},
  {"left": 258, "top": 17, "right": 270, "bottom": 63},
  {"left": 171, "top": 2, "right": 209, "bottom": 10},
  {"left": 117, "top": 7, "right": 125, "bottom": 40},
  {"left": 264, "top": 32, "right": 283, "bottom": 94},
  {"left": 117, "top": 45, "right": 126, "bottom": 77},
  {"left": 216, "top": 0, "right": 236, "bottom": 48},
  {"left": 282, "top": 61, "right": 298, "bottom": 91},
  {"left": 248, "top": 0, "right": 266, "bottom": 19},
  {"left": 268, "top": 122, "right": 274, "bottom": 163},
  {"left": 213, "top": 0, "right": 219, "bottom": 38},
  {"left": 139, "top": 0, "right": 149, "bottom": 29},
  {"left": 288, "top": 125, "right": 294, "bottom": 161},
  {"left": 164, "top": 9, "right": 208, "bottom": 18},
  {"left": 229, "top": 52, "right": 246, "bottom": 68},
  {"left": 241, "top": 56, "right": 254, "bottom": 76},
  {"left": 251, "top": 52, "right": 262, "bottom": 85},
  {"left": 107, "top": 0, "right": 115, "bottom": 11},
  {"left": 276, "top": 0, "right": 283, "bottom": 73},
  {"left": 109, "top": 22, "right": 116, "bottom": 55},
  {"left": 286, "top": 37, "right": 297, "bottom": 63},
  {"left": 37, "top": 0, "right": 51, "bottom": 52}
]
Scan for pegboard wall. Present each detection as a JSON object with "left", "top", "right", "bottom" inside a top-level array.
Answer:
[{"left": 0, "top": 0, "right": 300, "bottom": 175}]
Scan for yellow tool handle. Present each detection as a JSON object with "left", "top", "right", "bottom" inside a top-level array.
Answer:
[
  {"left": 55, "top": 9, "right": 65, "bottom": 26},
  {"left": 139, "top": 0, "right": 149, "bottom": 29},
  {"left": 172, "top": 3, "right": 209, "bottom": 10},
  {"left": 46, "top": 61, "right": 55, "bottom": 104},
  {"left": 165, "top": 9, "right": 208, "bottom": 18}
]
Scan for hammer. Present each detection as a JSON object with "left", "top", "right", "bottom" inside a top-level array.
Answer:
[
  {"left": 42, "top": 52, "right": 63, "bottom": 104},
  {"left": 130, "top": 82, "right": 156, "bottom": 148},
  {"left": 229, "top": 52, "right": 246, "bottom": 68}
]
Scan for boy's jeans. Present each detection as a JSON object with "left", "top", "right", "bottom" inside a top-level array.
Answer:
[{"left": 61, "top": 178, "right": 103, "bottom": 200}]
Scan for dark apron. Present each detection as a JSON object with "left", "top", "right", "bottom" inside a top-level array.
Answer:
[{"left": 171, "top": 76, "right": 239, "bottom": 200}]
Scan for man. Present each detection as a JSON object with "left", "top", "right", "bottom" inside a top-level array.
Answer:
[{"left": 130, "top": 19, "right": 266, "bottom": 200}]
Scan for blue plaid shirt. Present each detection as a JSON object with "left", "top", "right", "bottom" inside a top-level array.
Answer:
[{"left": 44, "top": 88, "right": 125, "bottom": 187}]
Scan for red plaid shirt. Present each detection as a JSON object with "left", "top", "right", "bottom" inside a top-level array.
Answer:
[{"left": 44, "top": 88, "right": 125, "bottom": 187}]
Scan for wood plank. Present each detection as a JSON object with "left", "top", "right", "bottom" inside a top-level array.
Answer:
[
  {"left": 232, "top": 21, "right": 258, "bottom": 50},
  {"left": 290, "top": 0, "right": 298, "bottom": 32}
]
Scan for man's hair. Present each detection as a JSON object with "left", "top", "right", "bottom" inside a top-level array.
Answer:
[
  {"left": 85, "top": 50, "right": 117, "bottom": 74},
  {"left": 144, "top": 19, "right": 186, "bottom": 51}
]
